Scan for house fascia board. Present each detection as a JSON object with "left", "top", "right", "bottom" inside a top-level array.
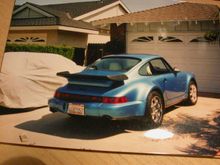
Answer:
[
  {"left": 93, "top": 18, "right": 220, "bottom": 26},
  {"left": 74, "top": 1, "right": 130, "bottom": 21},
  {"left": 13, "top": 3, "right": 55, "bottom": 17},
  {"left": 10, "top": 25, "right": 98, "bottom": 34}
]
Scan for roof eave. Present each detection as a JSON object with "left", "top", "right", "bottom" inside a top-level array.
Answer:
[
  {"left": 74, "top": 0, "right": 130, "bottom": 21},
  {"left": 92, "top": 2, "right": 220, "bottom": 26},
  {"left": 10, "top": 25, "right": 99, "bottom": 34},
  {"left": 13, "top": 2, "right": 55, "bottom": 17},
  {"left": 93, "top": 17, "right": 220, "bottom": 26}
]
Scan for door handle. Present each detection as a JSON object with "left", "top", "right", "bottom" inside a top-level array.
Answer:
[{"left": 163, "top": 78, "right": 167, "bottom": 83}]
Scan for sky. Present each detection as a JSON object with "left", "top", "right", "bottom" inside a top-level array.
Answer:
[{"left": 15, "top": 0, "right": 180, "bottom": 12}]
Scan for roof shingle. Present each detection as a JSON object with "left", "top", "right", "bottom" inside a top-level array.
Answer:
[
  {"left": 43, "top": 0, "right": 119, "bottom": 18},
  {"left": 12, "top": 1, "right": 122, "bottom": 31},
  {"left": 93, "top": 2, "right": 220, "bottom": 25},
  {"left": 186, "top": 0, "right": 220, "bottom": 8}
]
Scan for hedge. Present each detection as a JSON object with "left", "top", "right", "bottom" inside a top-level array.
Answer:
[{"left": 5, "top": 43, "right": 74, "bottom": 60}]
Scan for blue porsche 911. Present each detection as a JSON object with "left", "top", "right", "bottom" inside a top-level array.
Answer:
[{"left": 48, "top": 54, "right": 198, "bottom": 127}]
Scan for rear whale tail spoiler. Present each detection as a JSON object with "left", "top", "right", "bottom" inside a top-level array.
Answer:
[
  {"left": 56, "top": 71, "right": 128, "bottom": 81},
  {"left": 107, "top": 74, "right": 128, "bottom": 81},
  {"left": 56, "top": 71, "right": 71, "bottom": 78}
]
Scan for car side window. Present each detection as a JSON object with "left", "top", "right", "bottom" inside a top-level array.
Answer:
[
  {"left": 149, "top": 58, "right": 172, "bottom": 75},
  {"left": 139, "top": 63, "right": 153, "bottom": 76}
]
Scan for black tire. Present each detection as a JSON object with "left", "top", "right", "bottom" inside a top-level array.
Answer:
[
  {"left": 186, "top": 81, "right": 198, "bottom": 105},
  {"left": 142, "top": 91, "right": 164, "bottom": 128},
  {"left": 68, "top": 114, "right": 84, "bottom": 120}
]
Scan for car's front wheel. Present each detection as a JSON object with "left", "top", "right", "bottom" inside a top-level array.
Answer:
[
  {"left": 186, "top": 81, "right": 198, "bottom": 105},
  {"left": 142, "top": 91, "right": 164, "bottom": 128}
]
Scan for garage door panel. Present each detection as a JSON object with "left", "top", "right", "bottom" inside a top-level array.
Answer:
[
  {"left": 127, "top": 33, "right": 220, "bottom": 93},
  {"left": 198, "top": 79, "right": 220, "bottom": 93}
]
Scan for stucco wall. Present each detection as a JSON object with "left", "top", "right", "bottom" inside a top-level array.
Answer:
[
  {"left": 0, "top": 0, "right": 15, "bottom": 70},
  {"left": 57, "top": 31, "right": 88, "bottom": 48},
  {"left": 8, "top": 30, "right": 48, "bottom": 45},
  {"left": 47, "top": 30, "right": 58, "bottom": 46},
  {"left": 8, "top": 30, "right": 88, "bottom": 48}
]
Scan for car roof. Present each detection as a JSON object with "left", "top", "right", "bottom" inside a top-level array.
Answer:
[{"left": 103, "top": 54, "right": 160, "bottom": 61}]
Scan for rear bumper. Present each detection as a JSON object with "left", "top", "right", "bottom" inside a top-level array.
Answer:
[{"left": 48, "top": 98, "right": 145, "bottom": 120}]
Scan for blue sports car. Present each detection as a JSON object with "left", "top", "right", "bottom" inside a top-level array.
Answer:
[{"left": 48, "top": 54, "right": 198, "bottom": 127}]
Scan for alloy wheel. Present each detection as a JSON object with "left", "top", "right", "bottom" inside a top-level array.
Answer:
[
  {"left": 150, "top": 96, "right": 163, "bottom": 123},
  {"left": 189, "top": 84, "right": 197, "bottom": 103}
]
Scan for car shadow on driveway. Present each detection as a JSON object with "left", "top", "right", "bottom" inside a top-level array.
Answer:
[
  {"left": 14, "top": 106, "right": 181, "bottom": 140},
  {"left": 15, "top": 112, "right": 153, "bottom": 140}
]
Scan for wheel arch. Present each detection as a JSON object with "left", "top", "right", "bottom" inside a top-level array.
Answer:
[
  {"left": 148, "top": 87, "right": 165, "bottom": 109},
  {"left": 186, "top": 76, "right": 198, "bottom": 93},
  {"left": 190, "top": 78, "right": 197, "bottom": 87}
]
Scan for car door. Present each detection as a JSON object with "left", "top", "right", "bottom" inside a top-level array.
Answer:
[
  {"left": 162, "top": 58, "right": 187, "bottom": 97},
  {"left": 149, "top": 58, "right": 186, "bottom": 100}
]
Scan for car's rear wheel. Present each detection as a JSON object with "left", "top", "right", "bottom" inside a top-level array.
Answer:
[
  {"left": 186, "top": 81, "right": 198, "bottom": 105},
  {"left": 68, "top": 114, "right": 84, "bottom": 120},
  {"left": 142, "top": 91, "right": 164, "bottom": 128}
]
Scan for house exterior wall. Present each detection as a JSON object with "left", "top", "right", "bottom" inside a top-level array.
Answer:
[
  {"left": 8, "top": 30, "right": 88, "bottom": 48},
  {"left": 87, "top": 34, "right": 110, "bottom": 44},
  {"left": 8, "top": 30, "right": 48, "bottom": 45},
  {"left": 47, "top": 30, "right": 58, "bottom": 45},
  {"left": 9, "top": 3, "right": 129, "bottom": 46},
  {"left": 57, "top": 31, "right": 88, "bottom": 48}
]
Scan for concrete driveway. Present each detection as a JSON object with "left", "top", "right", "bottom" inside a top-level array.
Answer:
[{"left": 0, "top": 96, "right": 219, "bottom": 157}]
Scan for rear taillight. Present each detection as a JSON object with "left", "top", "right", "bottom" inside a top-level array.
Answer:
[
  {"left": 102, "top": 96, "right": 128, "bottom": 104},
  {"left": 54, "top": 91, "right": 128, "bottom": 104},
  {"left": 54, "top": 91, "right": 61, "bottom": 98}
]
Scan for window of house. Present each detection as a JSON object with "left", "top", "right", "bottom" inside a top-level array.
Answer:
[
  {"left": 132, "top": 36, "right": 153, "bottom": 42},
  {"left": 158, "top": 36, "right": 183, "bottom": 42},
  {"left": 190, "top": 36, "right": 217, "bottom": 43},
  {"left": 15, "top": 37, "right": 45, "bottom": 43}
]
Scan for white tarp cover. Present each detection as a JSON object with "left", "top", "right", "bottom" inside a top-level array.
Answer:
[{"left": 0, "top": 52, "right": 84, "bottom": 108}]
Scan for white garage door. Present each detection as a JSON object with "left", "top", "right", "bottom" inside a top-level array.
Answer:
[{"left": 127, "top": 32, "right": 220, "bottom": 93}]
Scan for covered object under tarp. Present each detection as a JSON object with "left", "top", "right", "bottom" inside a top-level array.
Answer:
[{"left": 0, "top": 52, "right": 84, "bottom": 109}]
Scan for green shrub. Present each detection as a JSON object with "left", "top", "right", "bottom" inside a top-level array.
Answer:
[
  {"left": 205, "top": 31, "right": 219, "bottom": 40},
  {"left": 5, "top": 43, "right": 74, "bottom": 60}
]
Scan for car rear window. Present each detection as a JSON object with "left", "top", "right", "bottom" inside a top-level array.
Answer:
[{"left": 87, "top": 57, "right": 141, "bottom": 72}]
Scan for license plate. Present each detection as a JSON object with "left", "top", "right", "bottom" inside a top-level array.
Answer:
[{"left": 67, "top": 103, "right": 85, "bottom": 116}]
